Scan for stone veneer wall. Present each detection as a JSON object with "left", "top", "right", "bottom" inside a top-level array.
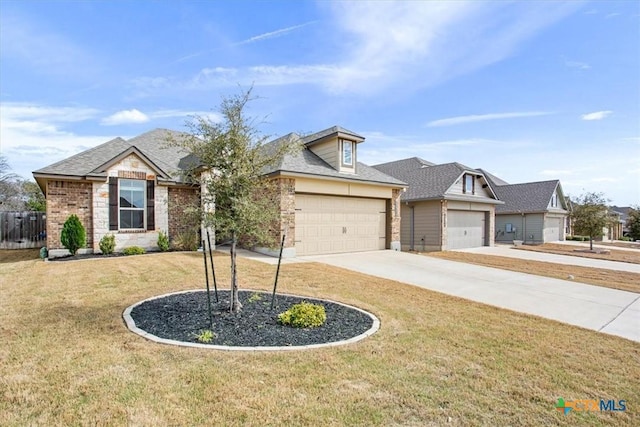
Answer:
[
  {"left": 168, "top": 186, "right": 200, "bottom": 240},
  {"left": 92, "top": 153, "right": 169, "bottom": 252},
  {"left": 386, "top": 188, "right": 402, "bottom": 250},
  {"left": 46, "top": 181, "right": 93, "bottom": 250},
  {"left": 277, "top": 178, "right": 296, "bottom": 249}
]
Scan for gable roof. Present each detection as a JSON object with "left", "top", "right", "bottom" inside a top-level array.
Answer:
[
  {"left": 34, "top": 126, "right": 405, "bottom": 190},
  {"left": 493, "top": 180, "right": 567, "bottom": 214},
  {"left": 301, "top": 126, "right": 365, "bottom": 146},
  {"left": 373, "top": 158, "right": 500, "bottom": 203},
  {"left": 263, "top": 131, "right": 405, "bottom": 186},
  {"left": 33, "top": 129, "right": 191, "bottom": 189}
]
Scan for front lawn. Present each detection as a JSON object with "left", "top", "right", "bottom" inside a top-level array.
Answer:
[
  {"left": 1, "top": 251, "right": 638, "bottom": 425},
  {"left": 516, "top": 243, "right": 640, "bottom": 264}
]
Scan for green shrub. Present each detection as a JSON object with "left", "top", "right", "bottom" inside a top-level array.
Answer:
[
  {"left": 171, "top": 230, "right": 199, "bottom": 251},
  {"left": 99, "top": 234, "right": 116, "bottom": 255},
  {"left": 278, "top": 302, "right": 326, "bottom": 328},
  {"left": 248, "top": 292, "right": 263, "bottom": 303},
  {"left": 157, "top": 231, "right": 170, "bottom": 252},
  {"left": 122, "top": 246, "right": 146, "bottom": 256},
  {"left": 60, "top": 214, "right": 86, "bottom": 255},
  {"left": 195, "top": 329, "right": 215, "bottom": 343}
]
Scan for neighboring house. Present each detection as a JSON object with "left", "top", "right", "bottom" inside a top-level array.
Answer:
[
  {"left": 480, "top": 171, "right": 569, "bottom": 244},
  {"left": 373, "top": 157, "right": 502, "bottom": 251},
  {"left": 611, "top": 206, "right": 631, "bottom": 237},
  {"left": 33, "top": 126, "right": 405, "bottom": 258}
]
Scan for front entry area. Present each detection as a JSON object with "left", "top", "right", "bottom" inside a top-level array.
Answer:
[{"left": 295, "top": 194, "right": 386, "bottom": 256}]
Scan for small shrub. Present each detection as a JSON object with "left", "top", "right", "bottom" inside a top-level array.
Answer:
[
  {"left": 99, "top": 234, "right": 116, "bottom": 255},
  {"left": 248, "top": 292, "right": 263, "bottom": 303},
  {"left": 122, "top": 246, "right": 146, "bottom": 256},
  {"left": 195, "top": 329, "right": 215, "bottom": 343},
  {"left": 278, "top": 302, "right": 326, "bottom": 328},
  {"left": 171, "top": 230, "right": 199, "bottom": 251},
  {"left": 157, "top": 231, "right": 170, "bottom": 252},
  {"left": 60, "top": 214, "right": 86, "bottom": 255}
]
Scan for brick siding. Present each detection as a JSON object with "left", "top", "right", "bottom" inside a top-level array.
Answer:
[{"left": 46, "top": 181, "right": 93, "bottom": 250}]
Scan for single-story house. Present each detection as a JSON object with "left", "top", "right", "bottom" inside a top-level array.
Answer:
[
  {"left": 33, "top": 126, "right": 405, "bottom": 258},
  {"left": 373, "top": 157, "right": 502, "bottom": 251},
  {"left": 480, "top": 170, "right": 569, "bottom": 244}
]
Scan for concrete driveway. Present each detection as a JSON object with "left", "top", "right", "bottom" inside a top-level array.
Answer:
[{"left": 300, "top": 250, "right": 640, "bottom": 343}]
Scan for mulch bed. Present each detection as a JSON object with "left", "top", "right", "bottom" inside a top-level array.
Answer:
[{"left": 128, "top": 290, "right": 375, "bottom": 347}]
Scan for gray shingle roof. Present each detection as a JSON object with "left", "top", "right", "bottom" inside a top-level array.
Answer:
[
  {"left": 34, "top": 127, "right": 404, "bottom": 188},
  {"left": 301, "top": 126, "right": 364, "bottom": 145},
  {"left": 493, "top": 180, "right": 565, "bottom": 213},
  {"left": 476, "top": 168, "right": 510, "bottom": 186},
  {"left": 373, "top": 158, "right": 497, "bottom": 202},
  {"left": 264, "top": 132, "right": 405, "bottom": 186},
  {"left": 33, "top": 129, "right": 191, "bottom": 182}
]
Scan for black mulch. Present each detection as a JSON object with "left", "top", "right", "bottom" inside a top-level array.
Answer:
[{"left": 129, "top": 290, "right": 375, "bottom": 347}]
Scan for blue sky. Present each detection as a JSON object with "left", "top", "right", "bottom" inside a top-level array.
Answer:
[{"left": 1, "top": 0, "right": 638, "bottom": 205}]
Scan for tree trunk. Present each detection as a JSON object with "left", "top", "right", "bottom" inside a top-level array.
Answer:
[
  {"left": 229, "top": 231, "right": 242, "bottom": 312},
  {"left": 589, "top": 235, "right": 594, "bottom": 251}
]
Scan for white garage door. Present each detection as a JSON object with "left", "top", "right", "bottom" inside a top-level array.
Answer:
[
  {"left": 544, "top": 217, "right": 563, "bottom": 242},
  {"left": 447, "top": 210, "right": 486, "bottom": 250},
  {"left": 295, "top": 194, "right": 386, "bottom": 256}
]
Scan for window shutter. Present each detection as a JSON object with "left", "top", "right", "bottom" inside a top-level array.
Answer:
[
  {"left": 109, "top": 177, "right": 118, "bottom": 230},
  {"left": 146, "top": 180, "right": 155, "bottom": 230}
]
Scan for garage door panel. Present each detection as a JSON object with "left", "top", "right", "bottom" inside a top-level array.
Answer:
[
  {"left": 296, "top": 194, "right": 386, "bottom": 256},
  {"left": 447, "top": 210, "right": 486, "bottom": 250}
]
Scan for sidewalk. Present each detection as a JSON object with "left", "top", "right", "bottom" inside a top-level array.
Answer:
[{"left": 453, "top": 245, "right": 640, "bottom": 273}]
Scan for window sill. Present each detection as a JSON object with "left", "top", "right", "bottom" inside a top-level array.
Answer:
[{"left": 118, "top": 229, "right": 149, "bottom": 234}]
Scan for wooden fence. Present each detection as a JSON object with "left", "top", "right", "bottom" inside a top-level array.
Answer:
[{"left": 0, "top": 211, "right": 46, "bottom": 249}]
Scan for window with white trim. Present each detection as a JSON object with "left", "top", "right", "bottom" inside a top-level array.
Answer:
[
  {"left": 551, "top": 193, "right": 558, "bottom": 208},
  {"left": 119, "top": 179, "right": 145, "bottom": 229},
  {"left": 463, "top": 174, "right": 475, "bottom": 194},
  {"left": 342, "top": 140, "right": 353, "bottom": 166}
]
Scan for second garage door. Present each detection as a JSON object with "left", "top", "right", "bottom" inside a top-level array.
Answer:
[
  {"left": 295, "top": 194, "right": 386, "bottom": 256},
  {"left": 447, "top": 210, "right": 486, "bottom": 250}
]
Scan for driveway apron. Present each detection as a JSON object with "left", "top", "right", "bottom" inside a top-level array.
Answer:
[{"left": 301, "top": 250, "right": 640, "bottom": 343}]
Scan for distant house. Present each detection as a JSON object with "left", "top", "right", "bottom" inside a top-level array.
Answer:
[
  {"left": 480, "top": 170, "right": 569, "bottom": 244},
  {"left": 373, "top": 158, "right": 502, "bottom": 251},
  {"left": 33, "top": 126, "right": 405, "bottom": 258},
  {"left": 611, "top": 206, "right": 632, "bottom": 237}
]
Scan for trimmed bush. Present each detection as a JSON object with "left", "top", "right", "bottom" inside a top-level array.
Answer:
[
  {"left": 171, "top": 230, "right": 199, "bottom": 251},
  {"left": 157, "top": 231, "right": 170, "bottom": 252},
  {"left": 99, "top": 234, "right": 116, "bottom": 255},
  {"left": 122, "top": 246, "right": 146, "bottom": 256},
  {"left": 60, "top": 214, "right": 86, "bottom": 255},
  {"left": 278, "top": 302, "right": 326, "bottom": 328}
]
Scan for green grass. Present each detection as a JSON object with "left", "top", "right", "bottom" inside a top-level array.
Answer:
[{"left": 1, "top": 251, "right": 638, "bottom": 425}]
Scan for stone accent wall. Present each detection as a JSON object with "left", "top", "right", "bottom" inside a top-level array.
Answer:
[
  {"left": 276, "top": 178, "right": 296, "bottom": 248},
  {"left": 386, "top": 188, "right": 402, "bottom": 249},
  {"left": 487, "top": 205, "right": 495, "bottom": 247},
  {"left": 168, "top": 186, "right": 200, "bottom": 240},
  {"left": 46, "top": 180, "right": 93, "bottom": 250}
]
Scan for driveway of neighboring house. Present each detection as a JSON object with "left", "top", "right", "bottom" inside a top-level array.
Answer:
[
  {"left": 300, "top": 250, "right": 640, "bottom": 343},
  {"left": 453, "top": 245, "right": 640, "bottom": 273}
]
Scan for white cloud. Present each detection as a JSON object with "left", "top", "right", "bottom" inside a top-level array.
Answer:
[
  {"left": 564, "top": 60, "right": 590, "bottom": 70},
  {"left": 427, "top": 112, "right": 552, "bottom": 127},
  {"left": 581, "top": 110, "right": 613, "bottom": 121},
  {"left": 135, "top": 2, "right": 582, "bottom": 97},
  {"left": 236, "top": 22, "right": 317, "bottom": 45},
  {"left": 101, "top": 109, "right": 149, "bottom": 125}
]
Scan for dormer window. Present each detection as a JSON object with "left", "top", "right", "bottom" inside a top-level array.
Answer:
[
  {"left": 342, "top": 140, "right": 353, "bottom": 166},
  {"left": 463, "top": 174, "right": 475, "bottom": 194},
  {"left": 551, "top": 193, "right": 558, "bottom": 208}
]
